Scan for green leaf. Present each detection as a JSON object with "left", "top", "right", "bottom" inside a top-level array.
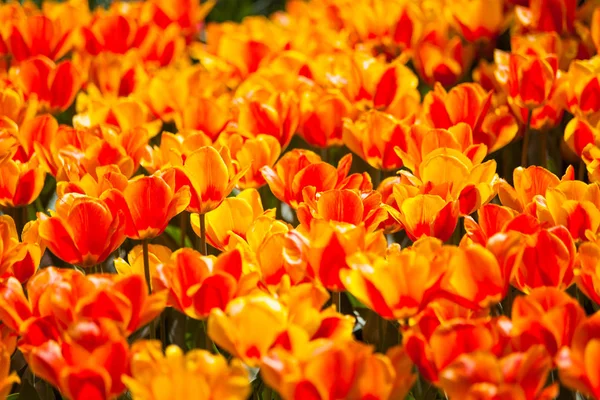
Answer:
[
  {"left": 7, "top": 394, "right": 19, "bottom": 400},
  {"left": 164, "top": 224, "right": 193, "bottom": 249}
]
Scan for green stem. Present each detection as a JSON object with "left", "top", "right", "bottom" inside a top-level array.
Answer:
[
  {"left": 198, "top": 213, "right": 207, "bottom": 255},
  {"left": 332, "top": 291, "right": 341, "bottom": 313},
  {"left": 179, "top": 211, "right": 187, "bottom": 248},
  {"left": 142, "top": 240, "right": 155, "bottom": 340},
  {"left": 521, "top": 109, "right": 533, "bottom": 167},
  {"left": 540, "top": 131, "right": 547, "bottom": 169}
]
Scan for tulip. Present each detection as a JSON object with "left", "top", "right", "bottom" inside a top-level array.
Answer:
[
  {"left": 208, "top": 294, "right": 289, "bottom": 365},
  {"left": 512, "top": 287, "right": 585, "bottom": 358},
  {"left": 261, "top": 339, "right": 415, "bottom": 400},
  {"left": 413, "top": 26, "right": 474, "bottom": 87},
  {"left": 82, "top": 14, "right": 143, "bottom": 55},
  {"left": 342, "top": 110, "right": 410, "bottom": 171},
  {"left": 245, "top": 215, "right": 291, "bottom": 285},
  {"left": 7, "top": 14, "right": 73, "bottom": 61},
  {"left": 296, "top": 189, "right": 388, "bottom": 233},
  {"left": 498, "top": 166, "right": 564, "bottom": 213},
  {"left": 575, "top": 241, "right": 600, "bottom": 305},
  {"left": 191, "top": 188, "right": 272, "bottom": 251},
  {"left": 38, "top": 193, "right": 126, "bottom": 268},
  {"left": 10, "top": 56, "right": 81, "bottom": 113},
  {"left": 101, "top": 172, "right": 191, "bottom": 241},
  {"left": 284, "top": 219, "right": 387, "bottom": 291},
  {"left": 176, "top": 146, "right": 247, "bottom": 216},
  {"left": 26, "top": 267, "right": 167, "bottom": 336},
  {"left": 563, "top": 117, "right": 598, "bottom": 159},
  {"left": 0, "top": 156, "right": 46, "bottom": 208},
  {"left": 447, "top": 0, "right": 505, "bottom": 42},
  {"left": 261, "top": 151, "right": 371, "bottom": 209},
  {"left": 534, "top": 180, "right": 600, "bottom": 241},
  {"left": 0, "top": 276, "right": 31, "bottom": 333},
  {"left": 342, "top": 246, "right": 444, "bottom": 320},
  {"left": 123, "top": 341, "right": 250, "bottom": 400},
  {"left": 403, "top": 311, "right": 512, "bottom": 383},
  {"left": 235, "top": 90, "right": 300, "bottom": 149},
  {"left": 422, "top": 83, "right": 519, "bottom": 153},
  {"left": 564, "top": 57, "right": 600, "bottom": 121},
  {"left": 0, "top": 341, "right": 19, "bottom": 400},
  {"left": 557, "top": 312, "right": 600, "bottom": 398},
  {"left": 114, "top": 244, "right": 172, "bottom": 284},
  {"left": 142, "top": 130, "right": 213, "bottom": 174},
  {"left": 439, "top": 345, "right": 558, "bottom": 400},
  {"left": 298, "top": 89, "right": 352, "bottom": 148},
  {"left": 73, "top": 97, "right": 162, "bottom": 139},
  {"left": 394, "top": 124, "right": 488, "bottom": 175},
  {"left": 218, "top": 133, "right": 281, "bottom": 189},
  {"left": 155, "top": 248, "right": 259, "bottom": 320},
  {"left": 514, "top": 0, "right": 577, "bottom": 35},
  {"left": 177, "top": 96, "right": 231, "bottom": 141},
  {"left": 0, "top": 215, "right": 42, "bottom": 283},
  {"left": 57, "top": 165, "right": 129, "bottom": 199},
  {"left": 21, "top": 319, "right": 130, "bottom": 400}
]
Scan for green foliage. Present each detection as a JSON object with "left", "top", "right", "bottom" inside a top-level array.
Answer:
[{"left": 207, "top": 0, "right": 287, "bottom": 22}]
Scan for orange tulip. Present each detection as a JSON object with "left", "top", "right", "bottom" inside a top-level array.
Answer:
[
  {"left": 498, "top": 165, "right": 566, "bottom": 213},
  {"left": 26, "top": 267, "right": 166, "bottom": 336},
  {"left": 7, "top": 14, "right": 73, "bottom": 62},
  {"left": 514, "top": 0, "right": 576, "bottom": 35},
  {"left": 245, "top": 215, "right": 291, "bottom": 285},
  {"left": 191, "top": 188, "right": 273, "bottom": 251},
  {"left": 298, "top": 89, "right": 352, "bottom": 148},
  {"left": 175, "top": 146, "right": 247, "bottom": 215},
  {"left": 494, "top": 51, "right": 558, "bottom": 110},
  {"left": 20, "top": 318, "right": 130, "bottom": 400},
  {"left": 0, "top": 215, "right": 42, "bottom": 283},
  {"left": 262, "top": 339, "right": 416, "bottom": 400},
  {"left": 38, "top": 193, "right": 126, "bottom": 267},
  {"left": 376, "top": 176, "right": 404, "bottom": 234},
  {"left": 284, "top": 219, "right": 387, "bottom": 290},
  {"left": 447, "top": 0, "right": 505, "bottom": 42},
  {"left": 155, "top": 248, "right": 259, "bottom": 320},
  {"left": 343, "top": 110, "right": 410, "bottom": 171},
  {"left": 142, "top": 130, "right": 213, "bottom": 174},
  {"left": 557, "top": 312, "right": 600, "bottom": 398},
  {"left": 439, "top": 345, "right": 557, "bottom": 400},
  {"left": 74, "top": 96, "right": 162, "bottom": 139},
  {"left": 575, "top": 241, "right": 600, "bottom": 305},
  {"left": 403, "top": 311, "right": 512, "bottom": 383},
  {"left": 82, "top": 13, "right": 143, "bottom": 55},
  {"left": 101, "top": 172, "right": 190, "bottom": 240},
  {"left": 342, "top": 245, "right": 444, "bottom": 320},
  {"left": 142, "top": 0, "right": 216, "bottom": 40},
  {"left": 10, "top": 56, "right": 81, "bottom": 113},
  {"left": 36, "top": 124, "right": 150, "bottom": 180},
  {"left": 123, "top": 340, "right": 250, "bottom": 400},
  {"left": 218, "top": 133, "right": 281, "bottom": 189},
  {"left": 176, "top": 96, "right": 231, "bottom": 141},
  {"left": 564, "top": 117, "right": 598, "bottom": 159},
  {"left": 0, "top": 339, "right": 19, "bottom": 400},
  {"left": 57, "top": 165, "right": 129, "bottom": 199},
  {"left": 0, "top": 276, "right": 31, "bottom": 333},
  {"left": 511, "top": 287, "right": 585, "bottom": 358},
  {"left": 114, "top": 244, "right": 172, "bottom": 288},
  {"left": 296, "top": 188, "right": 388, "bottom": 233},
  {"left": 261, "top": 151, "right": 371, "bottom": 209},
  {"left": 565, "top": 57, "right": 600, "bottom": 120},
  {"left": 413, "top": 26, "right": 474, "bottom": 87},
  {"left": 207, "top": 294, "right": 288, "bottom": 365},
  {"left": 422, "top": 83, "right": 518, "bottom": 153},
  {"left": 0, "top": 155, "right": 45, "bottom": 208},
  {"left": 394, "top": 123, "right": 488, "bottom": 174},
  {"left": 534, "top": 179, "right": 600, "bottom": 241},
  {"left": 234, "top": 90, "right": 300, "bottom": 149}
]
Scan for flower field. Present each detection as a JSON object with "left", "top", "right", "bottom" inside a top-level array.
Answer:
[{"left": 2, "top": 0, "right": 600, "bottom": 399}]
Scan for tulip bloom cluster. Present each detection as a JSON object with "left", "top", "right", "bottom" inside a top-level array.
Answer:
[{"left": 3, "top": 0, "right": 600, "bottom": 399}]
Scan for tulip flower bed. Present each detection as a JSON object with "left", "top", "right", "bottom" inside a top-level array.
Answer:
[{"left": 4, "top": 0, "right": 600, "bottom": 399}]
